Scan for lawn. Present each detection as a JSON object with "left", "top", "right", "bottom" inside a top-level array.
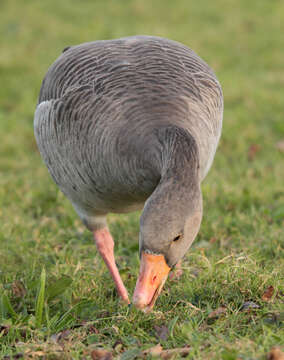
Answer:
[{"left": 0, "top": 0, "right": 283, "bottom": 359}]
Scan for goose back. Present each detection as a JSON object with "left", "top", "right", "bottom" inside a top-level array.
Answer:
[{"left": 34, "top": 36, "right": 223, "bottom": 222}]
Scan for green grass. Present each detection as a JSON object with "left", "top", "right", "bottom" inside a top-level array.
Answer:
[{"left": 0, "top": 0, "right": 284, "bottom": 358}]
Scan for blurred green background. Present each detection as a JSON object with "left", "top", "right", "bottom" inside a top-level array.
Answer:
[
  {"left": 0, "top": 0, "right": 283, "bottom": 359},
  {"left": 1, "top": 0, "right": 283, "bottom": 189}
]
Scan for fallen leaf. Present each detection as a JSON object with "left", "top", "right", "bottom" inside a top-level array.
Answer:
[
  {"left": 267, "top": 347, "right": 284, "bottom": 360},
  {"left": 142, "top": 344, "right": 163, "bottom": 357},
  {"left": 3, "top": 354, "right": 24, "bottom": 360},
  {"left": 262, "top": 286, "right": 274, "bottom": 302},
  {"left": 276, "top": 140, "right": 284, "bottom": 153},
  {"left": 12, "top": 354, "right": 24, "bottom": 359},
  {"left": 50, "top": 330, "right": 70, "bottom": 342},
  {"left": 154, "top": 325, "right": 170, "bottom": 341},
  {"left": 248, "top": 144, "right": 261, "bottom": 161},
  {"left": 11, "top": 281, "right": 26, "bottom": 298},
  {"left": 142, "top": 345, "right": 190, "bottom": 359},
  {"left": 91, "top": 349, "right": 113, "bottom": 360},
  {"left": 88, "top": 325, "right": 99, "bottom": 334},
  {"left": 141, "top": 344, "right": 190, "bottom": 360},
  {"left": 26, "top": 351, "right": 46, "bottom": 357},
  {"left": 113, "top": 339, "right": 124, "bottom": 353},
  {"left": 240, "top": 301, "right": 260, "bottom": 311},
  {"left": 50, "top": 333, "right": 61, "bottom": 343},
  {"left": 59, "top": 329, "right": 71, "bottom": 342},
  {"left": 0, "top": 325, "right": 10, "bottom": 336},
  {"left": 263, "top": 312, "right": 284, "bottom": 325},
  {"left": 208, "top": 307, "right": 227, "bottom": 319},
  {"left": 160, "top": 347, "right": 190, "bottom": 359}
]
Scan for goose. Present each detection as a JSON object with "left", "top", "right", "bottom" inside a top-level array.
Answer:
[{"left": 34, "top": 35, "right": 223, "bottom": 312}]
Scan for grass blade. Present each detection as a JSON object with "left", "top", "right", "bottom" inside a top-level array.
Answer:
[
  {"left": 46, "top": 275, "right": 72, "bottom": 301},
  {"left": 0, "top": 295, "right": 5, "bottom": 321},
  {"left": 168, "top": 315, "right": 179, "bottom": 338},
  {"left": 53, "top": 300, "right": 92, "bottom": 332},
  {"left": 35, "top": 267, "right": 46, "bottom": 328},
  {"left": 1, "top": 294, "right": 18, "bottom": 321}
]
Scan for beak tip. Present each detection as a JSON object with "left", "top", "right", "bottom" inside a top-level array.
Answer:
[
  {"left": 132, "top": 299, "right": 152, "bottom": 313},
  {"left": 132, "top": 293, "right": 147, "bottom": 309}
]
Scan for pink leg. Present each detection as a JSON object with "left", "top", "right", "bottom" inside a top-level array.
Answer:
[
  {"left": 93, "top": 227, "right": 130, "bottom": 304},
  {"left": 169, "top": 260, "right": 183, "bottom": 280}
]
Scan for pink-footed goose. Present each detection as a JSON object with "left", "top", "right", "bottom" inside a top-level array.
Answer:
[{"left": 34, "top": 36, "right": 223, "bottom": 312}]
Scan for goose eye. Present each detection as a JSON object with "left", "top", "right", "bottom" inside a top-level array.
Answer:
[{"left": 173, "top": 234, "right": 181, "bottom": 242}]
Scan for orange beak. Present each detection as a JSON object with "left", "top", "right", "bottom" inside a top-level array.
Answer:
[{"left": 132, "top": 251, "right": 171, "bottom": 312}]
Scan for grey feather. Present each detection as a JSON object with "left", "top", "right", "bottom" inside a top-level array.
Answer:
[{"left": 34, "top": 35, "right": 223, "bottom": 265}]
